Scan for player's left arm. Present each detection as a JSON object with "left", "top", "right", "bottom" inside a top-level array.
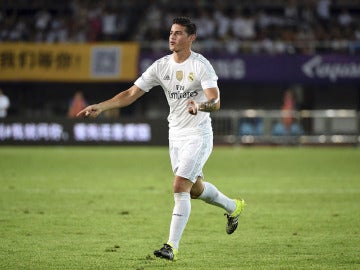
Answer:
[{"left": 188, "top": 87, "right": 220, "bottom": 115}]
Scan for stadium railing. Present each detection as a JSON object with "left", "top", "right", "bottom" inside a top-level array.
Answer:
[
  {"left": 211, "top": 109, "right": 360, "bottom": 146},
  {"left": 1, "top": 110, "right": 358, "bottom": 146}
]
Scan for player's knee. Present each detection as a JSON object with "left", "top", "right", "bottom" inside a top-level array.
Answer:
[
  {"left": 190, "top": 189, "right": 201, "bottom": 199},
  {"left": 190, "top": 178, "right": 204, "bottom": 199},
  {"left": 173, "top": 176, "right": 193, "bottom": 193}
]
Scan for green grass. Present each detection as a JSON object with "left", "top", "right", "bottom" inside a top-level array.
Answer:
[{"left": 0, "top": 146, "right": 359, "bottom": 269}]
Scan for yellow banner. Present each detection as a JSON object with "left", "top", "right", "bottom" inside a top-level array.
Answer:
[{"left": 0, "top": 42, "right": 139, "bottom": 82}]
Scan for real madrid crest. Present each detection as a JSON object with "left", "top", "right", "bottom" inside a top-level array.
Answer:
[
  {"left": 176, "top": 70, "right": 183, "bottom": 81},
  {"left": 188, "top": 72, "right": 194, "bottom": 82}
]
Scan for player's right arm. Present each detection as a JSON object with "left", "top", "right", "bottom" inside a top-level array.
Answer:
[{"left": 76, "top": 85, "right": 145, "bottom": 118}]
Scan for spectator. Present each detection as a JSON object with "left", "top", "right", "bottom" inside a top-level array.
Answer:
[
  {"left": 194, "top": 8, "right": 216, "bottom": 40},
  {"left": 46, "top": 16, "right": 68, "bottom": 43},
  {"left": 256, "top": 9, "right": 273, "bottom": 30},
  {"left": 300, "top": 0, "right": 316, "bottom": 27},
  {"left": 7, "top": 17, "right": 28, "bottom": 41},
  {"left": 214, "top": 6, "right": 231, "bottom": 40},
  {"left": 295, "top": 27, "right": 316, "bottom": 54},
  {"left": 0, "top": 89, "right": 10, "bottom": 118},
  {"left": 281, "top": 89, "right": 296, "bottom": 131},
  {"left": 68, "top": 91, "right": 87, "bottom": 118},
  {"left": 231, "top": 9, "right": 256, "bottom": 40},
  {"left": 101, "top": 7, "right": 118, "bottom": 41},
  {"left": 284, "top": 0, "right": 299, "bottom": 26},
  {"left": 34, "top": 9, "right": 52, "bottom": 41},
  {"left": 194, "top": 8, "right": 216, "bottom": 52},
  {"left": 140, "top": 2, "right": 162, "bottom": 42},
  {"left": 316, "top": 0, "right": 331, "bottom": 29},
  {"left": 338, "top": 9, "right": 353, "bottom": 27},
  {"left": 0, "top": 0, "right": 359, "bottom": 55},
  {"left": 87, "top": 7, "right": 102, "bottom": 41}
]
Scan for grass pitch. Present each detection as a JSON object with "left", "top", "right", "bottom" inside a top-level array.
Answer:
[{"left": 0, "top": 146, "right": 359, "bottom": 269}]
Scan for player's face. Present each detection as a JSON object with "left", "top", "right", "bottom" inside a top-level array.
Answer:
[{"left": 169, "top": 24, "right": 194, "bottom": 52}]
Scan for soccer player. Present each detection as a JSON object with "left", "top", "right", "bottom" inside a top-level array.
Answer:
[{"left": 77, "top": 17, "right": 245, "bottom": 261}]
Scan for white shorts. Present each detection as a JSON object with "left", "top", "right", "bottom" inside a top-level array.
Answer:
[{"left": 169, "top": 133, "right": 213, "bottom": 183}]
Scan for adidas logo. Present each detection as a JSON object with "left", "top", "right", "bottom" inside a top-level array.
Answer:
[{"left": 163, "top": 75, "right": 170, "bottom": 80}]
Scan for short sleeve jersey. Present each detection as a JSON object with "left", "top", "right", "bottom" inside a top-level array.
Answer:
[{"left": 134, "top": 51, "right": 218, "bottom": 139}]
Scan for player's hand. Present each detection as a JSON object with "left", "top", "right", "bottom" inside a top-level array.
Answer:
[
  {"left": 76, "top": 105, "right": 102, "bottom": 118},
  {"left": 188, "top": 100, "right": 198, "bottom": 115}
]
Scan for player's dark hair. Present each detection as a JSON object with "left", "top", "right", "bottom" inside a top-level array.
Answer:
[{"left": 172, "top": 17, "right": 196, "bottom": 35}]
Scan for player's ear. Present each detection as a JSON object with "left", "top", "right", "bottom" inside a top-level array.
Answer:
[{"left": 189, "top": 34, "right": 196, "bottom": 42}]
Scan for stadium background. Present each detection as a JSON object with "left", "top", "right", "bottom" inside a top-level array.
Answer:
[{"left": 0, "top": 0, "right": 359, "bottom": 145}]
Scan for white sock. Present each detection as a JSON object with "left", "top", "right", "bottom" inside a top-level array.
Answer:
[
  {"left": 168, "top": 192, "right": 191, "bottom": 250},
  {"left": 198, "top": 182, "right": 236, "bottom": 214}
]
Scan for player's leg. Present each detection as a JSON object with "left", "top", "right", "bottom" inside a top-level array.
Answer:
[
  {"left": 154, "top": 138, "right": 197, "bottom": 260},
  {"left": 168, "top": 176, "right": 193, "bottom": 248},
  {"left": 191, "top": 177, "right": 236, "bottom": 212},
  {"left": 154, "top": 175, "right": 192, "bottom": 261},
  {"left": 192, "top": 178, "right": 245, "bottom": 234},
  {"left": 189, "top": 132, "right": 237, "bottom": 213}
]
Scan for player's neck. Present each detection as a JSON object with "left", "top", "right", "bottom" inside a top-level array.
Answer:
[{"left": 172, "top": 50, "right": 191, "bottom": 63}]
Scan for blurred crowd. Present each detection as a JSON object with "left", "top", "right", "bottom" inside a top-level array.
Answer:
[{"left": 1, "top": 0, "right": 360, "bottom": 54}]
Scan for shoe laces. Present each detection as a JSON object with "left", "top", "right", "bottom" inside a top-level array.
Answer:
[
  {"left": 161, "top": 244, "right": 173, "bottom": 251},
  {"left": 224, "top": 213, "right": 239, "bottom": 222}
]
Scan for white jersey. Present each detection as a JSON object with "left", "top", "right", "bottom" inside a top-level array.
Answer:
[
  {"left": 134, "top": 51, "right": 218, "bottom": 139},
  {"left": 0, "top": 95, "right": 10, "bottom": 118}
]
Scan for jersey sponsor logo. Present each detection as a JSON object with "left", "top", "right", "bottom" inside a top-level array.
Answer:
[
  {"left": 167, "top": 90, "right": 198, "bottom": 99},
  {"left": 176, "top": 70, "right": 183, "bottom": 81},
  {"left": 176, "top": 85, "right": 185, "bottom": 91}
]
